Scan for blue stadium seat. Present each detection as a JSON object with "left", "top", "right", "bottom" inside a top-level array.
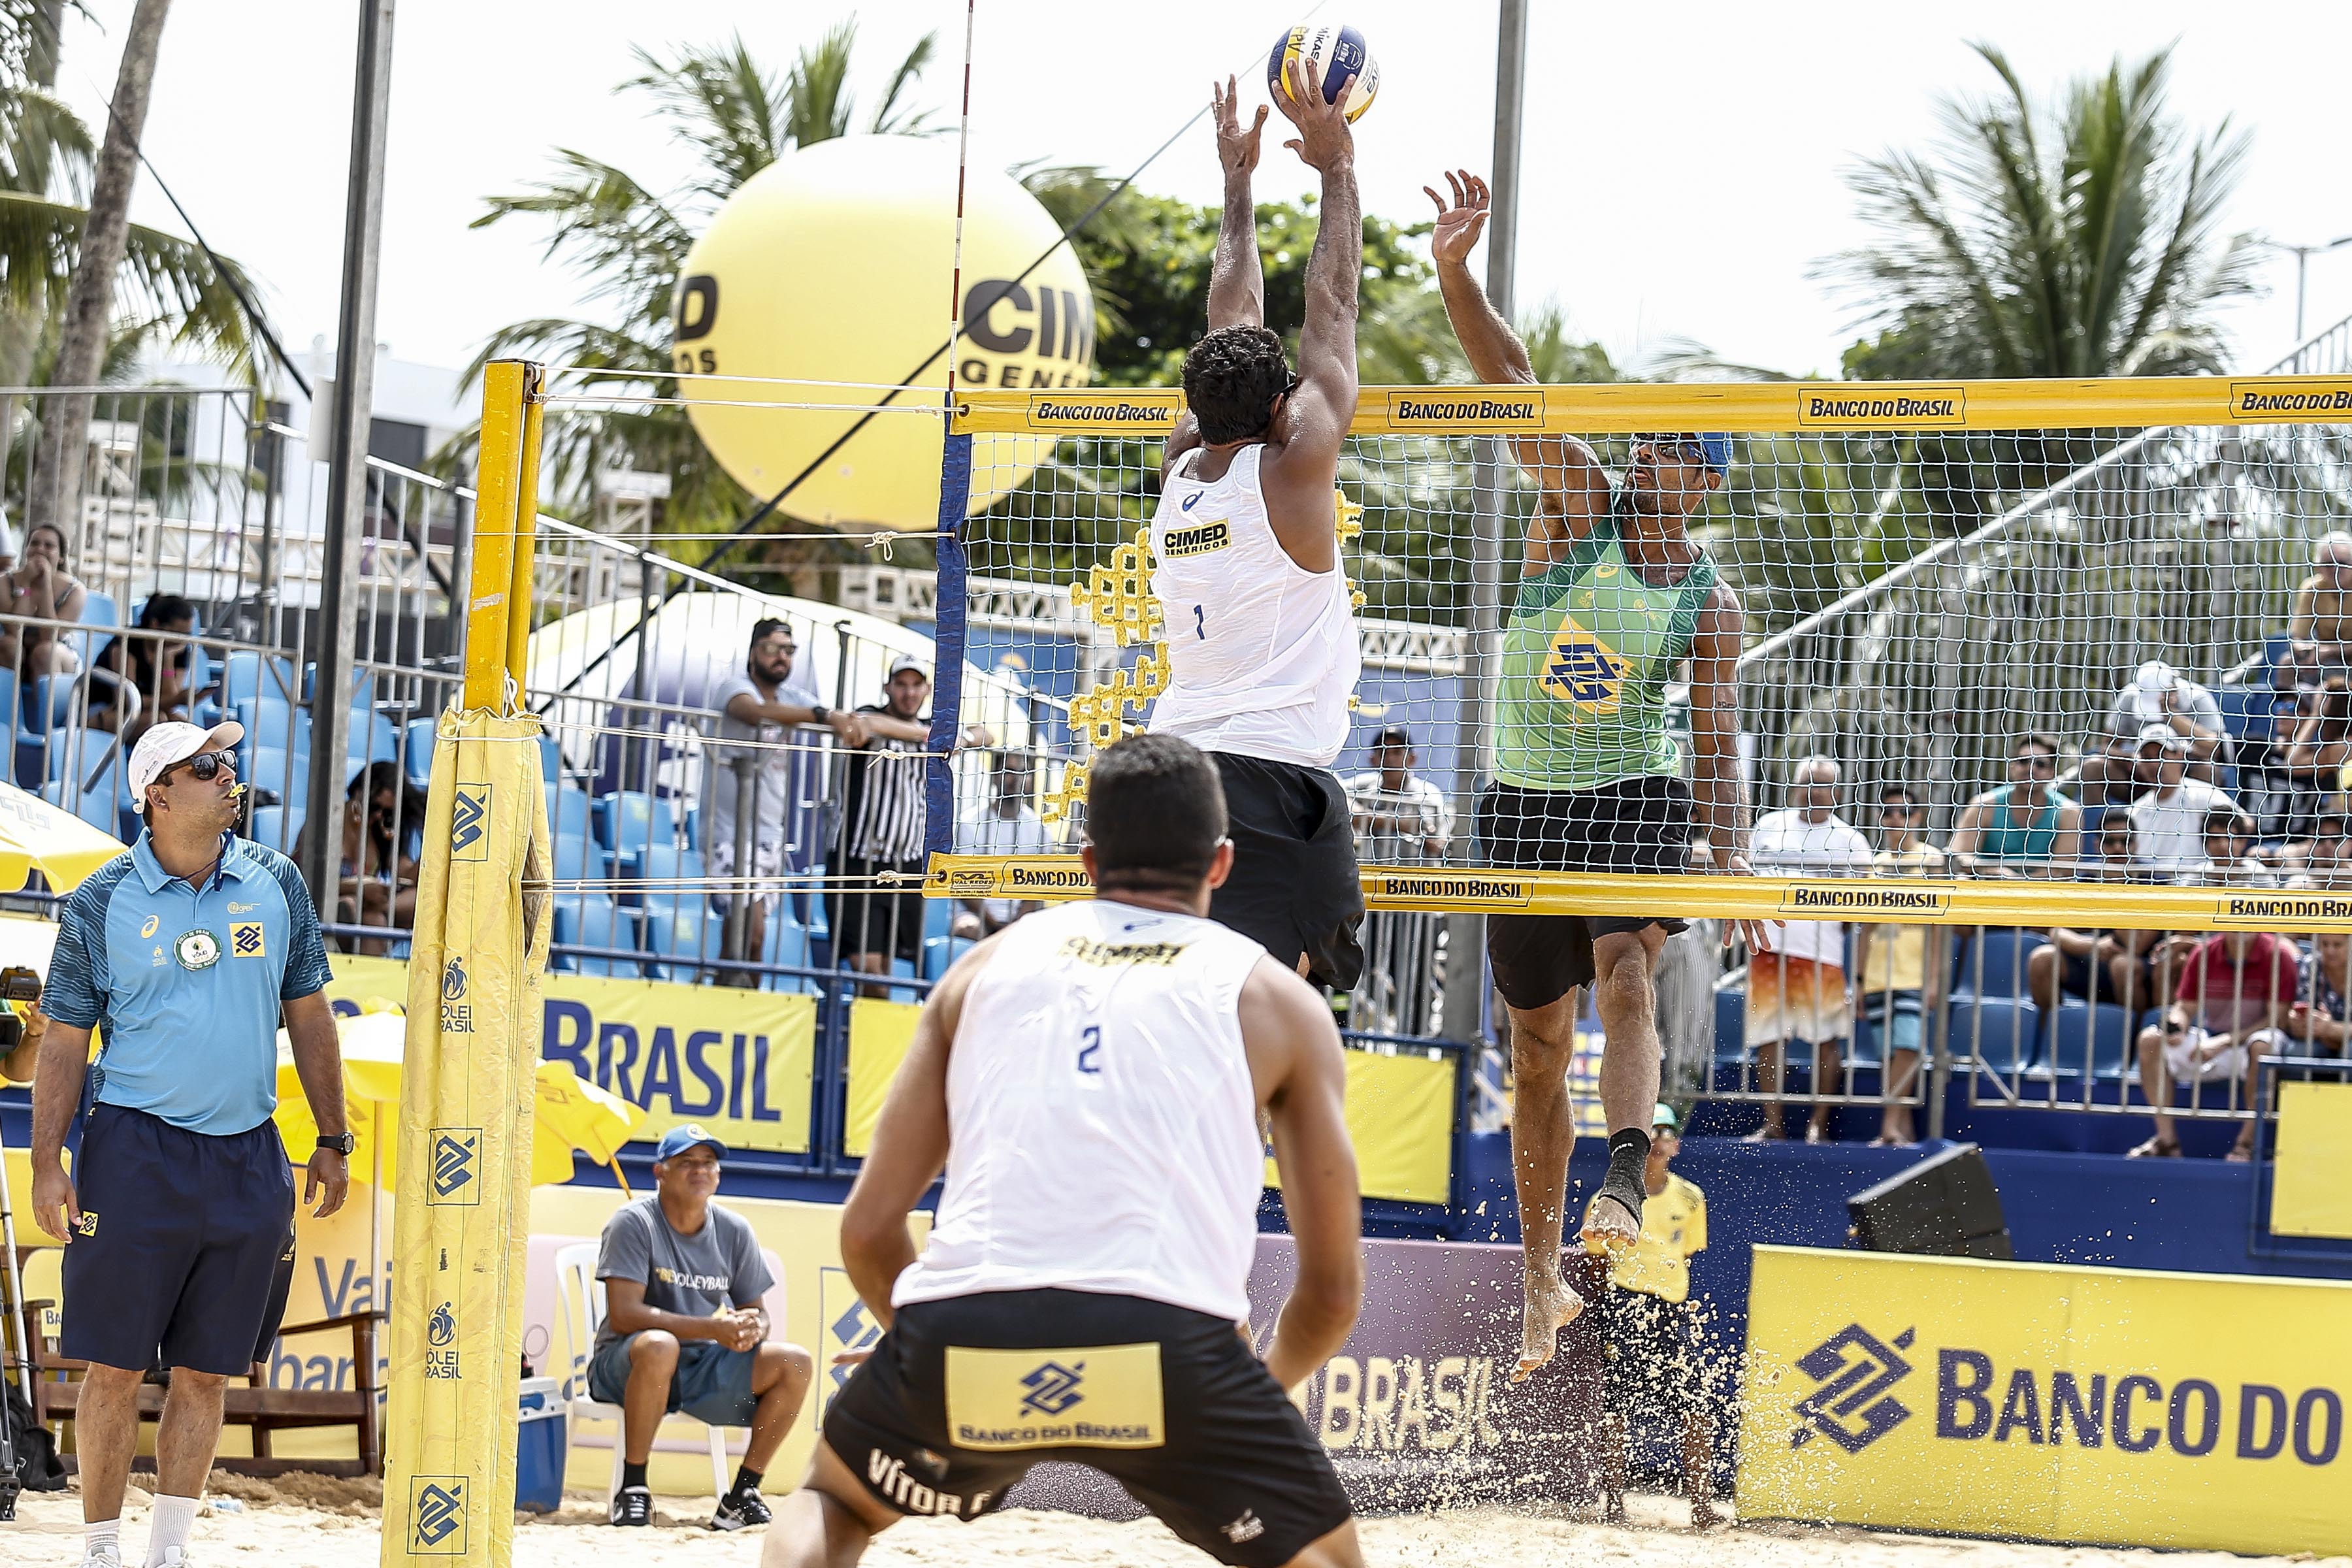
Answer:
[
  {"left": 26, "top": 674, "right": 72, "bottom": 733},
  {"left": 1953, "top": 928, "right": 2046, "bottom": 1000},
  {"left": 402, "top": 716, "right": 437, "bottom": 791},
  {"left": 220, "top": 651, "right": 297, "bottom": 712},
  {"left": 1714, "top": 987, "right": 1746, "bottom": 1066},
  {"left": 889, "top": 957, "right": 918, "bottom": 1005},
  {"left": 80, "top": 591, "right": 118, "bottom": 627},
  {"left": 41, "top": 774, "right": 117, "bottom": 836},
  {"left": 2047, "top": 1001, "right": 2134, "bottom": 1080},
  {"left": 550, "top": 830, "right": 607, "bottom": 890},
  {"left": 1946, "top": 996, "right": 2043, "bottom": 1077},
  {"left": 359, "top": 710, "right": 398, "bottom": 765},
  {"left": 246, "top": 804, "right": 302, "bottom": 854},
  {"left": 615, "top": 843, "right": 704, "bottom": 907},
  {"left": 539, "top": 732, "right": 562, "bottom": 785},
  {"left": 639, "top": 895, "right": 717, "bottom": 982},
  {"left": 550, "top": 785, "right": 594, "bottom": 843},
  {"left": 551, "top": 892, "right": 638, "bottom": 978},
  {"left": 2215, "top": 684, "right": 2282, "bottom": 745},
  {"left": 242, "top": 745, "right": 304, "bottom": 804},
  {"left": 593, "top": 790, "right": 678, "bottom": 855},
  {"left": 922, "top": 934, "right": 975, "bottom": 982},
  {"left": 762, "top": 910, "right": 814, "bottom": 994},
  {"left": 923, "top": 896, "right": 955, "bottom": 945},
  {"left": 235, "top": 696, "right": 310, "bottom": 760}
]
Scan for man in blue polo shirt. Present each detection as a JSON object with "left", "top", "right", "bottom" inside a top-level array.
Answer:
[{"left": 27, "top": 720, "right": 349, "bottom": 1568}]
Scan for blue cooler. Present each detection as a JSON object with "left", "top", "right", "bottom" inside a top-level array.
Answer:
[{"left": 515, "top": 1377, "right": 566, "bottom": 1513}]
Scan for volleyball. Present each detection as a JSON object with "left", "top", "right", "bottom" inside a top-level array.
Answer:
[{"left": 1267, "top": 23, "right": 1380, "bottom": 123}]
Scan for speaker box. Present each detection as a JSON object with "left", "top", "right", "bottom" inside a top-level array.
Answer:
[{"left": 1848, "top": 1141, "right": 2012, "bottom": 1259}]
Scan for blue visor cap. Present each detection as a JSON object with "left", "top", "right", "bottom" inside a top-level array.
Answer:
[
  {"left": 1636, "top": 433, "right": 1733, "bottom": 474},
  {"left": 655, "top": 1124, "right": 728, "bottom": 1162}
]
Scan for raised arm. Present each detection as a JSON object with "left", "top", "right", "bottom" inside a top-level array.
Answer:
[
  {"left": 1238, "top": 955, "right": 1360, "bottom": 1392},
  {"left": 1255, "top": 56, "right": 1360, "bottom": 570},
  {"left": 1426, "top": 170, "right": 1610, "bottom": 568},
  {"left": 1207, "top": 75, "right": 1267, "bottom": 331},
  {"left": 1689, "top": 581, "right": 1773, "bottom": 953}
]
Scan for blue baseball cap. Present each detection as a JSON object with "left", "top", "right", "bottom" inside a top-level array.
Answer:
[
  {"left": 1635, "top": 433, "right": 1733, "bottom": 475},
  {"left": 654, "top": 1124, "right": 728, "bottom": 1162}
]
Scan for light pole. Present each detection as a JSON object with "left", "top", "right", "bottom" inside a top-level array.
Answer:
[{"left": 2257, "top": 235, "right": 2352, "bottom": 343}]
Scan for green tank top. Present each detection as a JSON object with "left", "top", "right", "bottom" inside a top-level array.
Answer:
[{"left": 1492, "top": 513, "right": 1718, "bottom": 792}]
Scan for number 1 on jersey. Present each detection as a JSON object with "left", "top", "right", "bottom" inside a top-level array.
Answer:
[
  {"left": 1077, "top": 1022, "right": 1102, "bottom": 1075},
  {"left": 1192, "top": 604, "right": 1205, "bottom": 640}
]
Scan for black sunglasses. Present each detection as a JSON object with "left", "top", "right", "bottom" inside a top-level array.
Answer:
[{"left": 158, "top": 751, "right": 236, "bottom": 786}]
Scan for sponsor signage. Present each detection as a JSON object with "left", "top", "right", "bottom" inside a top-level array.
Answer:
[
  {"left": 1367, "top": 872, "right": 1534, "bottom": 908},
  {"left": 1021, "top": 392, "right": 1180, "bottom": 431},
  {"left": 1739, "top": 1247, "right": 2352, "bottom": 1556},
  {"left": 1776, "top": 883, "right": 1954, "bottom": 917},
  {"left": 1797, "top": 387, "right": 1968, "bottom": 427},
  {"left": 1382, "top": 390, "right": 1547, "bottom": 430},
  {"left": 1010, "top": 1233, "right": 1604, "bottom": 1516},
  {"left": 2227, "top": 378, "right": 2352, "bottom": 422},
  {"left": 2211, "top": 892, "right": 2352, "bottom": 928}
]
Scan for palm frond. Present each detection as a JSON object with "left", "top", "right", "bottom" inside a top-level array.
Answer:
[
  {"left": 866, "top": 29, "right": 938, "bottom": 135},
  {"left": 625, "top": 37, "right": 787, "bottom": 206}
]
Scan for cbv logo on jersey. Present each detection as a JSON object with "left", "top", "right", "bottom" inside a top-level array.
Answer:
[{"left": 1540, "top": 618, "right": 1627, "bottom": 712}]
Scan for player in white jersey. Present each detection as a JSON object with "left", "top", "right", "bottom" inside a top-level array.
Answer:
[
  {"left": 1147, "top": 64, "right": 1367, "bottom": 989},
  {"left": 764, "top": 734, "right": 1366, "bottom": 1568}
]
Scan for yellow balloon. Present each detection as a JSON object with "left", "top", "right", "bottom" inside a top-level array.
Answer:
[{"left": 676, "top": 135, "right": 1095, "bottom": 532}]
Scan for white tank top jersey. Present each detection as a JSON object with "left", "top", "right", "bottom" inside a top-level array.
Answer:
[
  {"left": 1147, "top": 443, "right": 1362, "bottom": 768},
  {"left": 891, "top": 899, "right": 1270, "bottom": 1324}
]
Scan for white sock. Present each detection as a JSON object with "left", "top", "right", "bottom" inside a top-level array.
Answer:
[
  {"left": 146, "top": 1495, "right": 200, "bottom": 1565},
  {"left": 85, "top": 1518, "right": 122, "bottom": 1561}
]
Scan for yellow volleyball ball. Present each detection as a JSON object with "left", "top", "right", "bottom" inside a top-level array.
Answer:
[
  {"left": 1267, "top": 23, "right": 1379, "bottom": 123},
  {"left": 675, "top": 135, "right": 1094, "bottom": 532}
]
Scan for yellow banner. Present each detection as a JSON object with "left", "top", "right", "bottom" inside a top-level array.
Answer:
[
  {"left": 2272, "top": 1081, "right": 2352, "bottom": 1239},
  {"left": 926, "top": 855, "right": 2352, "bottom": 934},
  {"left": 843, "top": 998, "right": 1454, "bottom": 1203},
  {"left": 1738, "top": 1247, "right": 2352, "bottom": 1556},
  {"left": 955, "top": 376, "right": 2352, "bottom": 436},
  {"left": 382, "top": 710, "right": 551, "bottom": 1568},
  {"left": 327, "top": 956, "right": 817, "bottom": 1157}
]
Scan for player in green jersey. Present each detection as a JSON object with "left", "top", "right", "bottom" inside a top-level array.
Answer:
[{"left": 1428, "top": 170, "right": 1773, "bottom": 1382}]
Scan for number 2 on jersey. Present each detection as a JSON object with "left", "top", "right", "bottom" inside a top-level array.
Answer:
[
  {"left": 1192, "top": 604, "right": 1205, "bottom": 640},
  {"left": 1077, "top": 1022, "right": 1102, "bottom": 1075}
]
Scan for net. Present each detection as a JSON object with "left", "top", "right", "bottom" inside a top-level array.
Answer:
[{"left": 931, "top": 376, "right": 2352, "bottom": 941}]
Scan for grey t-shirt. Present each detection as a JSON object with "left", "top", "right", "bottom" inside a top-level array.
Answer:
[
  {"left": 704, "top": 668, "right": 821, "bottom": 860},
  {"left": 592, "top": 1196, "right": 775, "bottom": 1352}
]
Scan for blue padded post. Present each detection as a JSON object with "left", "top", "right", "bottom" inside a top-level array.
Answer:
[{"left": 924, "top": 432, "right": 973, "bottom": 857}]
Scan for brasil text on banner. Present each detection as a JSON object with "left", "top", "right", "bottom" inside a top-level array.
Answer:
[
  {"left": 1738, "top": 1246, "right": 2351, "bottom": 1556},
  {"left": 327, "top": 955, "right": 817, "bottom": 1156}
]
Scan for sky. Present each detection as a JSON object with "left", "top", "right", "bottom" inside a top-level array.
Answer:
[{"left": 52, "top": 0, "right": 2352, "bottom": 389}]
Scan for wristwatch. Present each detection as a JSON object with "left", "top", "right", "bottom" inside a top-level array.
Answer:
[
  {"left": 811, "top": 704, "right": 832, "bottom": 725},
  {"left": 317, "top": 1133, "right": 357, "bottom": 1156}
]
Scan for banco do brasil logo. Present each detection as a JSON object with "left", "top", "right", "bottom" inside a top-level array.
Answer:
[
  {"left": 1019, "top": 1360, "right": 1086, "bottom": 1418},
  {"left": 1792, "top": 1323, "right": 1916, "bottom": 1452}
]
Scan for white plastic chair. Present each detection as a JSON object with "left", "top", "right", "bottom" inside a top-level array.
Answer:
[{"left": 553, "top": 1241, "right": 731, "bottom": 1509}]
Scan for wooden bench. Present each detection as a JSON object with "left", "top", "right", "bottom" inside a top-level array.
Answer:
[{"left": 37, "top": 1309, "right": 384, "bottom": 1478}]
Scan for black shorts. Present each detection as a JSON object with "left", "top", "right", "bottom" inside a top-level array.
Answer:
[
  {"left": 63, "top": 1104, "right": 297, "bottom": 1376},
  {"left": 1206, "top": 752, "right": 1365, "bottom": 990},
  {"left": 1597, "top": 1286, "right": 1705, "bottom": 1420},
  {"left": 1478, "top": 777, "right": 1693, "bottom": 1011},
  {"left": 2058, "top": 945, "right": 2163, "bottom": 1010},
  {"left": 827, "top": 854, "right": 926, "bottom": 964},
  {"left": 823, "top": 1288, "right": 1351, "bottom": 1567}
]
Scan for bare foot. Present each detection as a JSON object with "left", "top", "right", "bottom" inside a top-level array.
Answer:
[
  {"left": 1512, "top": 1270, "right": 1584, "bottom": 1383},
  {"left": 1690, "top": 1501, "right": 1728, "bottom": 1529},
  {"left": 1579, "top": 1191, "right": 1641, "bottom": 1259},
  {"left": 1601, "top": 1494, "right": 1627, "bottom": 1524}
]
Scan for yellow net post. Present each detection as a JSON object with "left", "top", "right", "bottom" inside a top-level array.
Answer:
[{"left": 383, "top": 360, "right": 553, "bottom": 1568}]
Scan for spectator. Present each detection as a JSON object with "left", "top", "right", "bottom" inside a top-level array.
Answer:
[
  {"left": 1596, "top": 1104, "right": 1720, "bottom": 1529},
  {"left": 828, "top": 656, "right": 943, "bottom": 992},
  {"left": 0, "top": 520, "right": 87, "bottom": 676},
  {"left": 2279, "top": 531, "right": 2352, "bottom": 687},
  {"left": 2281, "top": 678, "right": 2352, "bottom": 802},
  {"left": 1947, "top": 732, "right": 2080, "bottom": 878},
  {"left": 2306, "top": 819, "right": 2352, "bottom": 889},
  {"left": 88, "top": 593, "right": 199, "bottom": 740},
  {"left": 2285, "top": 930, "right": 2351, "bottom": 1059},
  {"left": 2184, "top": 806, "right": 2276, "bottom": 888},
  {"left": 2278, "top": 811, "right": 2349, "bottom": 879},
  {"left": 587, "top": 1124, "right": 813, "bottom": 1529},
  {"left": 0, "top": 500, "right": 15, "bottom": 570},
  {"left": 2027, "top": 819, "right": 2172, "bottom": 1028},
  {"left": 955, "top": 747, "right": 1052, "bottom": 935},
  {"left": 1744, "top": 756, "right": 1872, "bottom": 1142},
  {"left": 1, "top": 990, "right": 46, "bottom": 1085},
  {"left": 1852, "top": 787, "right": 1946, "bottom": 1147},
  {"left": 2127, "top": 725, "right": 2238, "bottom": 874},
  {"left": 704, "top": 619, "right": 863, "bottom": 985},
  {"left": 1345, "top": 723, "right": 1452, "bottom": 862},
  {"left": 292, "top": 760, "right": 427, "bottom": 956},
  {"left": 1650, "top": 840, "right": 1723, "bottom": 1105},
  {"left": 27, "top": 719, "right": 347, "bottom": 1568},
  {"left": 2129, "top": 928, "right": 2296, "bottom": 1160},
  {"left": 2078, "top": 661, "right": 2230, "bottom": 802}
]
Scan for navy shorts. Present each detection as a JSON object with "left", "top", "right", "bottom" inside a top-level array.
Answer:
[
  {"left": 588, "top": 1333, "right": 760, "bottom": 1427},
  {"left": 63, "top": 1104, "right": 297, "bottom": 1376}
]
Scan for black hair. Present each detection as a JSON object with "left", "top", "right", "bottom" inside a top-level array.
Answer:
[
  {"left": 1181, "top": 325, "right": 1291, "bottom": 445},
  {"left": 1878, "top": 785, "right": 1919, "bottom": 807},
  {"left": 748, "top": 617, "right": 792, "bottom": 648},
  {"left": 349, "top": 759, "right": 426, "bottom": 863},
  {"left": 2017, "top": 730, "right": 2061, "bottom": 757},
  {"left": 138, "top": 592, "right": 195, "bottom": 629},
  {"left": 1085, "top": 734, "right": 1226, "bottom": 892}
]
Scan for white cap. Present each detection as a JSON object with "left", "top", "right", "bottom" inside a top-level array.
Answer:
[
  {"left": 888, "top": 653, "right": 928, "bottom": 679},
  {"left": 2134, "top": 660, "right": 2178, "bottom": 691},
  {"left": 128, "top": 719, "right": 244, "bottom": 811},
  {"left": 2136, "top": 721, "right": 2189, "bottom": 753}
]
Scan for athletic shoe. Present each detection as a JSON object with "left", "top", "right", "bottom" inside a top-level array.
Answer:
[
  {"left": 610, "top": 1485, "right": 654, "bottom": 1526},
  {"left": 81, "top": 1546, "right": 123, "bottom": 1568},
  {"left": 152, "top": 1551, "right": 195, "bottom": 1568},
  {"left": 710, "top": 1489, "right": 772, "bottom": 1531}
]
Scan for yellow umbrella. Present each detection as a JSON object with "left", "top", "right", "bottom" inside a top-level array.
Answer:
[
  {"left": 0, "top": 779, "right": 125, "bottom": 892},
  {"left": 274, "top": 1008, "right": 646, "bottom": 1282}
]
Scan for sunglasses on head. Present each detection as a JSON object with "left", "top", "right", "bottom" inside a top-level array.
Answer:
[{"left": 157, "top": 750, "right": 236, "bottom": 787}]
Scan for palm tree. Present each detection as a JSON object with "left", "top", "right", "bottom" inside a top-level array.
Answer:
[
  {"left": 464, "top": 23, "right": 940, "bottom": 555},
  {"left": 1822, "top": 42, "right": 2258, "bottom": 381}
]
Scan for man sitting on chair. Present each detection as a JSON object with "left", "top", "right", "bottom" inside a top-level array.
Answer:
[{"left": 591, "top": 1124, "right": 815, "bottom": 1529}]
